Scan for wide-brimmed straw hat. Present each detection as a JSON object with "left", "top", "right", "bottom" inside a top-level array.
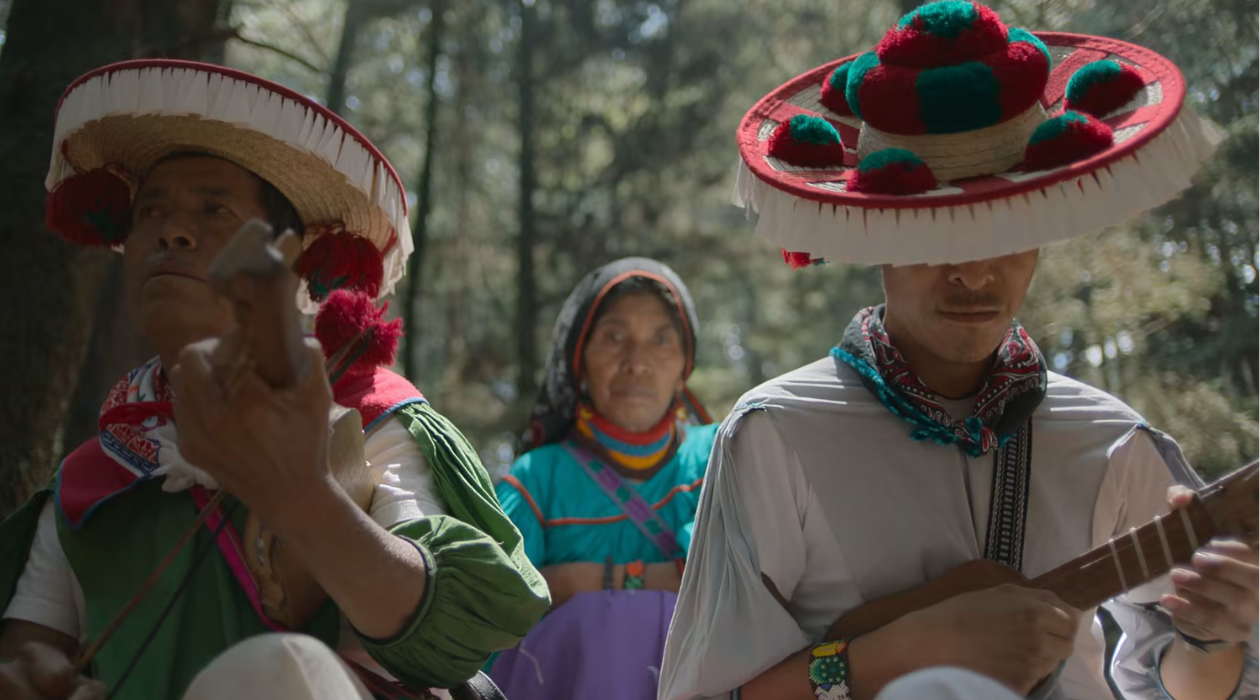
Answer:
[
  {"left": 45, "top": 59, "right": 410, "bottom": 306},
  {"left": 734, "top": 0, "right": 1222, "bottom": 268}
]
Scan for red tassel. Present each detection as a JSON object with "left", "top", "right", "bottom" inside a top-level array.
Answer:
[
  {"left": 45, "top": 168, "right": 132, "bottom": 246},
  {"left": 294, "top": 228, "right": 384, "bottom": 302},
  {"left": 782, "top": 249, "right": 820, "bottom": 270},
  {"left": 315, "top": 289, "right": 403, "bottom": 375}
]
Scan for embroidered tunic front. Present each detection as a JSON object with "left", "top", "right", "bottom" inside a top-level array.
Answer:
[
  {"left": 658, "top": 357, "right": 1259, "bottom": 700},
  {"left": 496, "top": 423, "right": 718, "bottom": 569}
]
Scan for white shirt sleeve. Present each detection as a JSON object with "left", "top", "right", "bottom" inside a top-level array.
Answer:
[
  {"left": 659, "top": 407, "right": 813, "bottom": 700},
  {"left": 2, "top": 499, "right": 86, "bottom": 643},
  {"left": 1103, "top": 428, "right": 1259, "bottom": 700},
  {"left": 362, "top": 415, "right": 448, "bottom": 529}
]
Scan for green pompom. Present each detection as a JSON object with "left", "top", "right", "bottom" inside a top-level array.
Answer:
[
  {"left": 787, "top": 114, "right": 841, "bottom": 145},
  {"left": 916, "top": 61, "right": 1002, "bottom": 133},
  {"left": 857, "top": 148, "right": 924, "bottom": 173},
  {"left": 1007, "top": 27, "right": 1051, "bottom": 66},
  {"left": 828, "top": 62, "right": 851, "bottom": 92},
  {"left": 845, "top": 51, "right": 881, "bottom": 120},
  {"left": 1028, "top": 111, "right": 1091, "bottom": 145},
  {"left": 897, "top": 0, "right": 978, "bottom": 37}
]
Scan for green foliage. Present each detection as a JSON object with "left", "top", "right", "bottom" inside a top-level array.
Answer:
[{"left": 222, "top": 0, "right": 1256, "bottom": 478}]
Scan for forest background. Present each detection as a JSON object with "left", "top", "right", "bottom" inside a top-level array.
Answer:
[{"left": 0, "top": 0, "right": 1255, "bottom": 516}]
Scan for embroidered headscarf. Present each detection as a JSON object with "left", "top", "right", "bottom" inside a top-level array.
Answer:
[
  {"left": 525, "top": 257, "right": 710, "bottom": 451},
  {"left": 832, "top": 305, "right": 1047, "bottom": 457}
]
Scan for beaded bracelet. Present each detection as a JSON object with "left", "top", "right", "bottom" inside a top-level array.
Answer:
[
  {"left": 624, "top": 560, "right": 646, "bottom": 590},
  {"left": 808, "top": 640, "right": 851, "bottom": 700}
]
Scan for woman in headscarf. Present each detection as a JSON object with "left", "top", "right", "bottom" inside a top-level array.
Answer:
[{"left": 487, "top": 258, "right": 716, "bottom": 700}]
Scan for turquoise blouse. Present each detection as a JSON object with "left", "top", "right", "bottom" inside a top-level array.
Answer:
[{"left": 496, "top": 424, "right": 718, "bottom": 567}]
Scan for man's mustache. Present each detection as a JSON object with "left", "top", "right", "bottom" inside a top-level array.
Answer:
[{"left": 939, "top": 291, "right": 1003, "bottom": 308}]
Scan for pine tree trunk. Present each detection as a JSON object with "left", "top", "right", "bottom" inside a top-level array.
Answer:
[
  {"left": 402, "top": 0, "right": 446, "bottom": 380},
  {"left": 0, "top": 0, "right": 223, "bottom": 517},
  {"left": 327, "top": 1, "right": 366, "bottom": 115},
  {"left": 515, "top": 0, "right": 539, "bottom": 399}
]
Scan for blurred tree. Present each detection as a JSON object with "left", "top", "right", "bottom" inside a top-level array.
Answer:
[{"left": 0, "top": 0, "right": 224, "bottom": 516}]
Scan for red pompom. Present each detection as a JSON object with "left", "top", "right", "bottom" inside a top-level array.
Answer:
[
  {"left": 45, "top": 168, "right": 132, "bottom": 246},
  {"left": 1064, "top": 62, "right": 1145, "bottom": 118},
  {"left": 782, "top": 249, "right": 821, "bottom": 269},
  {"left": 767, "top": 116, "right": 848, "bottom": 168},
  {"left": 315, "top": 289, "right": 403, "bottom": 376},
  {"left": 294, "top": 228, "right": 384, "bottom": 302},
  {"left": 877, "top": 2, "right": 1008, "bottom": 69},
  {"left": 849, "top": 149, "right": 938, "bottom": 194},
  {"left": 819, "top": 65, "right": 854, "bottom": 117},
  {"left": 854, "top": 63, "right": 925, "bottom": 136},
  {"left": 1023, "top": 111, "right": 1114, "bottom": 171}
]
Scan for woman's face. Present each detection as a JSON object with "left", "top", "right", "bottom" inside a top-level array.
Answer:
[{"left": 580, "top": 291, "right": 687, "bottom": 434}]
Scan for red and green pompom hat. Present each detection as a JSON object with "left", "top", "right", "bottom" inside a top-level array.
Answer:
[{"left": 747, "top": 0, "right": 1221, "bottom": 269}]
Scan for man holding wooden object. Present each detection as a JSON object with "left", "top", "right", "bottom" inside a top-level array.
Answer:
[{"left": 0, "top": 60, "right": 548, "bottom": 700}]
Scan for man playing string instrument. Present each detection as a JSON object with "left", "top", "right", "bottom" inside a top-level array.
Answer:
[
  {"left": 660, "top": 3, "right": 1257, "bottom": 700},
  {"left": 0, "top": 60, "right": 548, "bottom": 700}
]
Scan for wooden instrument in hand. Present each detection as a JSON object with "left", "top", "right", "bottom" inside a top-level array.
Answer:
[
  {"left": 827, "top": 461, "right": 1259, "bottom": 641},
  {"left": 207, "top": 219, "right": 376, "bottom": 629}
]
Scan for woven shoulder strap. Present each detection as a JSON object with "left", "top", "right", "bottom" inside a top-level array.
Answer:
[{"left": 561, "top": 441, "right": 681, "bottom": 560}]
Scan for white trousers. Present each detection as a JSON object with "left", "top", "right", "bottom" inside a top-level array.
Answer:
[
  {"left": 182, "top": 634, "right": 374, "bottom": 700},
  {"left": 874, "top": 667, "right": 1023, "bottom": 700}
]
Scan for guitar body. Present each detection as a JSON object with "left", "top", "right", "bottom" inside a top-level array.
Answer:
[
  {"left": 243, "top": 404, "right": 375, "bottom": 629},
  {"left": 827, "top": 559, "right": 1027, "bottom": 641}
]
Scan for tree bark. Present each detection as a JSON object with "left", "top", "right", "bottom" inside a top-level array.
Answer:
[
  {"left": 327, "top": 0, "right": 365, "bottom": 115},
  {"left": 402, "top": 0, "right": 446, "bottom": 380},
  {"left": 0, "top": 0, "right": 222, "bottom": 517},
  {"left": 515, "top": 0, "right": 539, "bottom": 399}
]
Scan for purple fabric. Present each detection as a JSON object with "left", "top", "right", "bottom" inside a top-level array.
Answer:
[{"left": 488, "top": 590, "right": 678, "bottom": 700}]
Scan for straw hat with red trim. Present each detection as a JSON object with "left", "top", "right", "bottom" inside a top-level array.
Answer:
[
  {"left": 735, "top": 0, "right": 1222, "bottom": 268},
  {"left": 44, "top": 59, "right": 411, "bottom": 311}
]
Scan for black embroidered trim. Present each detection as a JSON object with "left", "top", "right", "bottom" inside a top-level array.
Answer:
[{"left": 983, "top": 420, "right": 1033, "bottom": 571}]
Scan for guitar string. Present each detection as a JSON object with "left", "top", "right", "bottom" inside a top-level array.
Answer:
[
  {"left": 1154, "top": 515, "right": 1174, "bottom": 571},
  {"left": 1129, "top": 527, "right": 1150, "bottom": 582},
  {"left": 1107, "top": 537, "right": 1128, "bottom": 591}
]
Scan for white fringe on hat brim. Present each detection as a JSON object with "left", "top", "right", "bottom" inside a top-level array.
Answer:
[
  {"left": 733, "top": 107, "right": 1223, "bottom": 266},
  {"left": 47, "top": 66, "right": 411, "bottom": 297}
]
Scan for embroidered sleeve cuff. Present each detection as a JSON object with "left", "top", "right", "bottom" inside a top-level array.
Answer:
[{"left": 355, "top": 514, "right": 549, "bottom": 690}]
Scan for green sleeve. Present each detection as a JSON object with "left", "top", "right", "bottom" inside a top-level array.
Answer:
[
  {"left": 495, "top": 459, "right": 547, "bottom": 568},
  {"left": 365, "top": 403, "right": 549, "bottom": 688},
  {"left": 358, "top": 514, "right": 546, "bottom": 689}
]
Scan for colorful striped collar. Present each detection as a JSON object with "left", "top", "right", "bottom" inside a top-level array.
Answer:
[{"left": 573, "top": 402, "right": 679, "bottom": 475}]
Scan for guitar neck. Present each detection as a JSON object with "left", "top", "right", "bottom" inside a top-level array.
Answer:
[{"left": 1027, "top": 497, "right": 1218, "bottom": 609}]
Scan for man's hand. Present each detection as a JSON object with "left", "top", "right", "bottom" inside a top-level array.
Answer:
[
  {"left": 0, "top": 643, "right": 105, "bottom": 700},
  {"left": 1163, "top": 486, "right": 1259, "bottom": 646},
  {"left": 170, "top": 338, "right": 336, "bottom": 527},
  {"left": 857, "top": 584, "right": 1081, "bottom": 697}
]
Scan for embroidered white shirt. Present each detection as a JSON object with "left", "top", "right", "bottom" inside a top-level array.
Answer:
[{"left": 658, "top": 358, "right": 1257, "bottom": 700}]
